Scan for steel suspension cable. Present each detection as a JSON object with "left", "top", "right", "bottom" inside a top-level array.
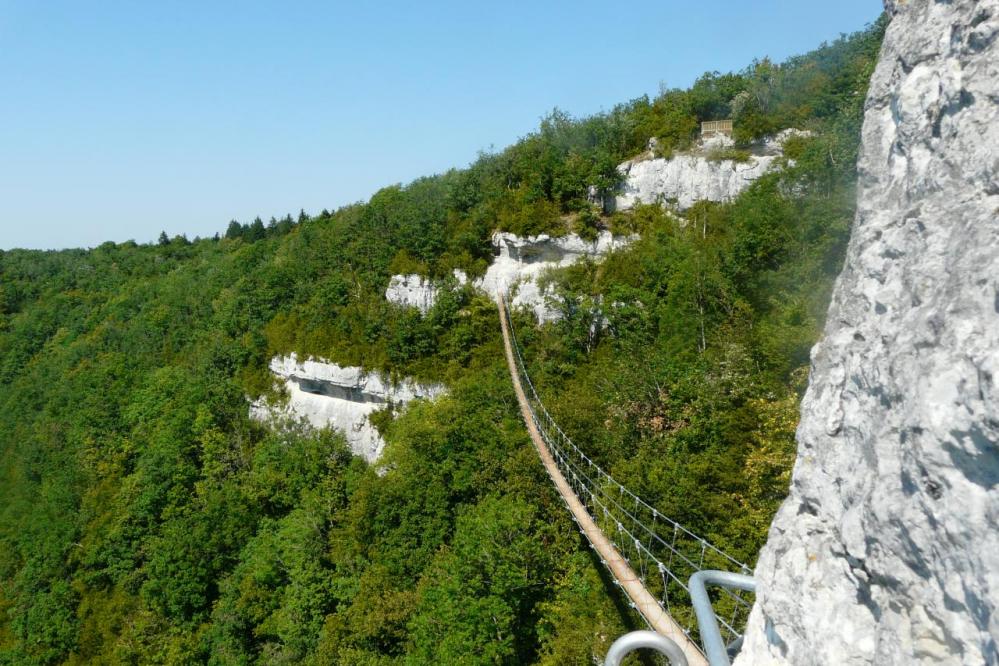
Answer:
[{"left": 500, "top": 292, "right": 755, "bottom": 647}]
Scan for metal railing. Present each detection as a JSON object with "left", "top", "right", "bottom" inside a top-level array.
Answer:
[
  {"left": 689, "top": 571, "right": 757, "bottom": 665},
  {"left": 605, "top": 631, "right": 689, "bottom": 666}
]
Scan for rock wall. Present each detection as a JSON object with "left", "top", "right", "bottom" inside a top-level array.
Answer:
[
  {"left": 385, "top": 274, "right": 439, "bottom": 314},
  {"left": 614, "top": 153, "right": 778, "bottom": 211},
  {"left": 386, "top": 129, "right": 807, "bottom": 322},
  {"left": 478, "top": 231, "right": 637, "bottom": 323},
  {"left": 251, "top": 354, "right": 445, "bottom": 462},
  {"left": 736, "top": 2, "right": 999, "bottom": 664},
  {"left": 613, "top": 129, "right": 806, "bottom": 212},
  {"left": 385, "top": 231, "right": 636, "bottom": 323},
  {"left": 385, "top": 270, "right": 468, "bottom": 314}
]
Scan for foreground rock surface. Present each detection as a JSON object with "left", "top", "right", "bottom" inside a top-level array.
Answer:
[
  {"left": 251, "top": 354, "right": 445, "bottom": 462},
  {"left": 737, "top": 1, "right": 999, "bottom": 664}
]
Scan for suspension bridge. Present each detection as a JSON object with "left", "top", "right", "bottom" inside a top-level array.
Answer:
[{"left": 497, "top": 293, "right": 756, "bottom": 665}]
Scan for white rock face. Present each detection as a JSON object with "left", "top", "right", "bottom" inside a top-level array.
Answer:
[
  {"left": 614, "top": 154, "right": 776, "bottom": 211},
  {"left": 384, "top": 232, "right": 635, "bottom": 323},
  {"left": 613, "top": 129, "right": 807, "bottom": 211},
  {"left": 251, "top": 354, "right": 445, "bottom": 462},
  {"left": 763, "top": 128, "right": 810, "bottom": 154},
  {"left": 385, "top": 274, "right": 438, "bottom": 314},
  {"left": 384, "top": 270, "right": 468, "bottom": 313},
  {"left": 701, "top": 132, "right": 736, "bottom": 150},
  {"left": 736, "top": 2, "right": 999, "bottom": 664},
  {"left": 476, "top": 231, "right": 637, "bottom": 322}
]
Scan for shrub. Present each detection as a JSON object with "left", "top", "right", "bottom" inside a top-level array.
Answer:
[{"left": 706, "top": 147, "right": 753, "bottom": 163}]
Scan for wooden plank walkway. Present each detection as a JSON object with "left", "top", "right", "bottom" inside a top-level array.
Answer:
[{"left": 497, "top": 296, "right": 707, "bottom": 665}]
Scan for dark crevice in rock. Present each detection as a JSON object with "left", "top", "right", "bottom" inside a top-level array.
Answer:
[
  {"left": 295, "top": 377, "right": 388, "bottom": 405},
  {"left": 944, "top": 425, "right": 999, "bottom": 489},
  {"left": 847, "top": 554, "right": 885, "bottom": 621},
  {"left": 763, "top": 617, "right": 788, "bottom": 656},
  {"left": 923, "top": 477, "right": 944, "bottom": 499},
  {"left": 969, "top": 28, "right": 998, "bottom": 53},
  {"left": 797, "top": 500, "right": 819, "bottom": 516},
  {"left": 961, "top": 584, "right": 991, "bottom": 631},
  {"left": 971, "top": 8, "right": 992, "bottom": 27},
  {"left": 936, "top": 90, "right": 977, "bottom": 140}
]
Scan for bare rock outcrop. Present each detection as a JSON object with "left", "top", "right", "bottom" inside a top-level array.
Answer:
[
  {"left": 386, "top": 231, "right": 636, "bottom": 323},
  {"left": 736, "top": 1, "right": 999, "bottom": 664},
  {"left": 614, "top": 153, "right": 777, "bottom": 211},
  {"left": 477, "top": 231, "right": 637, "bottom": 323},
  {"left": 384, "top": 274, "right": 439, "bottom": 314},
  {"left": 251, "top": 354, "right": 445, "bottom": 462},
  {"left": 385, "top": 269, "right": 468, "bottom": 314},
  {"left": 612, "top": 129, "right": 807, "bottom": 212}
]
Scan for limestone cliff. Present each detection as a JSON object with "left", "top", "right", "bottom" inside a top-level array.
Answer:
[
  {"left": 251, "top": 354, "right": 445, "bottom": 462},
  {"left": 385, "top": 269, "right": 469, "bottom": 314},
  {"left": 384, "top": 274, "right": 439, "bottom": 314},
  {"left": 736, "top": 1, "right": 999, "bottom": 664},
  {"left": 386, "top": 231, "right": 636, "bottom": 323},
  {"left": 477, "top": 231, "right": 636, "bottom": 322},
  {"left": 613, "top": 129, "right": 806, "bottom": 212},
  {"left": 385, "top": 128, "right": 807, "bottom": 322}
]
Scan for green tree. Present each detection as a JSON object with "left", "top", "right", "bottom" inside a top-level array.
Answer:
[{"left": 225, "top": 220, "right": 244, "bottom": 239}]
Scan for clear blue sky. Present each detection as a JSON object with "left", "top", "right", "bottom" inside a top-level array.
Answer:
[{"left": 0, "top": 1, "right": 881, "bottom": 250}]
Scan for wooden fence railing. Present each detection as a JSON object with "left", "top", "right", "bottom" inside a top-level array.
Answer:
[{"left": 701, "top": 120, "right": 733, "bottom": 136}]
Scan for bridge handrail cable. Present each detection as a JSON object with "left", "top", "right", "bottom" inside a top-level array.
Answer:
[
  {"left": 504, "top": 292, "right": 748, "bottom": 570},
  {"left": 502, "top": 291, "right": 754, "bottom": 646}
]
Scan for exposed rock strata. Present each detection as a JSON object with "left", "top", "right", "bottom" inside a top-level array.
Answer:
[
  {"left": 736, "top": 1, "right": 999, "bottom": 664},
  {"left": 385, "top": 231, "right": 636, "bottom": 323},
  {"left": 386, "top": 128, "right": 806, "bottom": 321},
  {"left": 385, "top": 269, "right": 468, "bottom": 314},
  {"left": 614, "top": 153, "right": 777, "bottom": 211},
  {"left": 251, "top": 354, "right": 445, "bottom": 462},
  {"left": 384, "top": 274, "right": 439, "bottom": 314},
  {"left": 477, "top": 231, "right": 637, "bottom": 323},
  {"left": 613, "top": 128, "right": 807, "bottom": 211}
]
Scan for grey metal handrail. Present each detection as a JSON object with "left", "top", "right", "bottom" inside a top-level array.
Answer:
[
  {"left": 604, "top": 630, "right": 689, "bottom": 666},
  {"left": 688, "top": 571, "right": 757, "bottom": 666}
]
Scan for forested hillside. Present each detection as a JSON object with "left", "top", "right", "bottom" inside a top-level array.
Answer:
[{"left": 0, "top": 18, "right": 884, "bottom": 665}]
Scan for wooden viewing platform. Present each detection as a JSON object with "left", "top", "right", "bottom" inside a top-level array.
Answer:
[{"left": 701, "top": 119, "right": 733, "bottom": 137}]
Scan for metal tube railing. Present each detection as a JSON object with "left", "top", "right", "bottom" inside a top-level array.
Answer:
[
  {"left": 688, "top": 571, "right": 757, "bottom": 666},
  {"left": 605, "top": 630, "right": 689, "bottom": 666}
]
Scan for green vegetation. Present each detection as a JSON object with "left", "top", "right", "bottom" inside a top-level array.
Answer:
[
  {"left": 704, "top": 147, "right": 753, "bottom": 163},
  {"left": 0, "top": 18, "right": 885, "bottom": 665}
]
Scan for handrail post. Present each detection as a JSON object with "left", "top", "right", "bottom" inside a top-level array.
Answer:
[
  {"left": 687, "top": 571, "right": 756, "bottom": 666},
  {"left": 604, "top": 630, "right": 689, "bottom": 666}
]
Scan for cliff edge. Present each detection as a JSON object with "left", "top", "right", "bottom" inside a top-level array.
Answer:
[{"left": 736, "top": 1, "right": 999, "bottom": 664}]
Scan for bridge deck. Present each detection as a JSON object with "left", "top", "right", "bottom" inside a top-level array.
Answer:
[{"left": 497, "top": 296, "right": 707, "bottom": 665}]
